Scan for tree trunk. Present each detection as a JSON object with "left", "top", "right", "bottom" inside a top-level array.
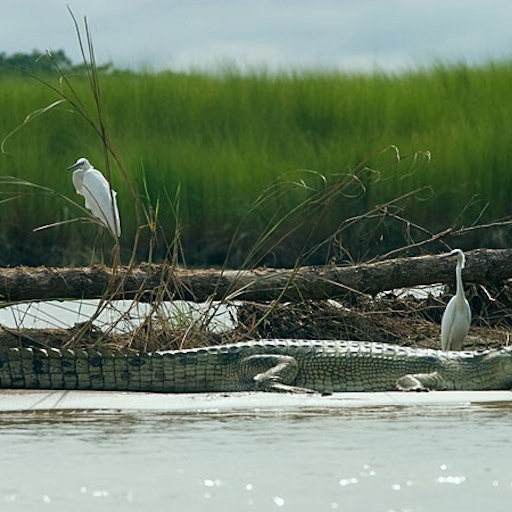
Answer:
[{"left": 0, "top": 248, "right": 510, "bottom": 303}]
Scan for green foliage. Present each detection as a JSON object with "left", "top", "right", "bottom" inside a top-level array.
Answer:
[
  {"left": 1, "top": 60, "right": 512, "bottom": 266},
  {"left": 0, "top": 49, "right": 72, "bottom": 75},
  {"left": 0, "top": 49, "right": 112, "bottom": 76}
]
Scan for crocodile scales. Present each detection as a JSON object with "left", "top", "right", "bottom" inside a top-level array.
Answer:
[{"left": 1, "top": 339, "right": 512, "bottom": 393}]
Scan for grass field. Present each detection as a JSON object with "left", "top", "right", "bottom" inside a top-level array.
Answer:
[{"left": 1, "top": 60, "right": 512, "bottom": 267}]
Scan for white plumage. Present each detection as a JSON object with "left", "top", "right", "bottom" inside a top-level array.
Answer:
[
  {"left": 67, "top": 157, "right": 121, "bottom": 237},
  {"left": 440, "top": 248, "right": 471, "bottom": 350}
]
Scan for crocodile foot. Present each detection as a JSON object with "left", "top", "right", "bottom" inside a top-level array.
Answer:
[{"left": 239, "top": 354, "right": 317, "bottom": 394}]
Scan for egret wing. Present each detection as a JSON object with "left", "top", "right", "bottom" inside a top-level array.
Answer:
[
  {"left": 440, "top": 296, "right": 456, "bottom": 350},
  {"left": 81, "top": 170, "right": 121, "bottom": 236}
]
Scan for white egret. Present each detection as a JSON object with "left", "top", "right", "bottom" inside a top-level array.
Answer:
[
  {"left": 440, "top": 248, "right": 471, "bottom": 351},
  {"left": 67, "top": 157, "right": 121, "bottom": 238}
]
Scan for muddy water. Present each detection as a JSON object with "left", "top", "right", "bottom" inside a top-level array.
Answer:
[{"left": 0, "top": 401, "right": 511, "bottom": 511}]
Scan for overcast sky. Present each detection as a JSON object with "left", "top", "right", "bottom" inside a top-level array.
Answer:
[{"left": 2, "top": 0, "right": 512, "bottom": 72}]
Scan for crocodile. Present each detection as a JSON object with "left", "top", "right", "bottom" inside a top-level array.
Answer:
[{"left": 0, "top": 339, "right": 511, "bottom": 394}]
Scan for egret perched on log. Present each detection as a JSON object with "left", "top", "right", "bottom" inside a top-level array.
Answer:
[
  {"left": 67, "top": 157, "right": 121, "bottom": 238},
  {"left": 440, "top": 248, "right": 471, "bottom": 350}
]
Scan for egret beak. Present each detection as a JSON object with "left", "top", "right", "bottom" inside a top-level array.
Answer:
[{"left": 67, "top": 162, "right": 80, "bottom": 171}]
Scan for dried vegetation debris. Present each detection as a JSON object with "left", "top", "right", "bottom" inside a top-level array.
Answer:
[
  {"left": 1, "top": 283, "right": 512, "bottom": 351},
  {"left": 228, "top": 282, "right": 512, "bottom": 350}
]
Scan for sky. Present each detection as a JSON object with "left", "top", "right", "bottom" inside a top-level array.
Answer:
[{"left": 2, "top": 0, "right": 512, "bottom": 73}]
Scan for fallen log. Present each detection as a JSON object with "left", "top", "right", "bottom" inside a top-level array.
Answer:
[{"left": 0, "top": 248, "right": 511, "bottom": 303}]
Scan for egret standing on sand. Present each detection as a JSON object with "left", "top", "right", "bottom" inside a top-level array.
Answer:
[
  {"left": 440, "top": 248, "right": 471, "bottom": 351},
  {"left": 67, "top": 157, "right": 121, "bottom": 238}
]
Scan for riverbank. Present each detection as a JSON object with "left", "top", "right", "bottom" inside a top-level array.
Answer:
[{"left": 1, "top": 389, "right": 511, "bottom": 412}]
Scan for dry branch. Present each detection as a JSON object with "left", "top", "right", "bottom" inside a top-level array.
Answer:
[{"left": 1, "top": 249, "right": 511, "bottom": 304}]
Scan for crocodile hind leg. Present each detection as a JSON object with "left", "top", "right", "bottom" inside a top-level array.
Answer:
[
  {"left": 239, "top": 355, "right": 316, "bottom": 393},
  {"left": 396, "top": 371, "right": 447, "bottom": 391}
]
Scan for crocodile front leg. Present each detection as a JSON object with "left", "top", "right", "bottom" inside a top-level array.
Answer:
[
  {"left": 239, "top": 355, "right": 316, "bottom": 393},
  {"left": 396, "top": 371, "right": 447, "bottom": 391}
]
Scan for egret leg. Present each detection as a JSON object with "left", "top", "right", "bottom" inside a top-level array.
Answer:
[{"left": 90, "top": 226, "right": 106, "bottom": 264}]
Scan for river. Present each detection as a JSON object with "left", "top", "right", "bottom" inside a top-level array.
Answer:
[{"left": 0, "top": 396, "right": 511, "bottom": 511}]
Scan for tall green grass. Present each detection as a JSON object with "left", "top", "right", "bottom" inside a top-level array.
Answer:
[{"left": 1, "top": 60, "right": 512, "bottom": 267}]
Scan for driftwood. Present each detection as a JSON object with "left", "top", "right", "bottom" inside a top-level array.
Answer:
[{"left": 1, "top": 248, "right": 511, "bottom": 304}]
